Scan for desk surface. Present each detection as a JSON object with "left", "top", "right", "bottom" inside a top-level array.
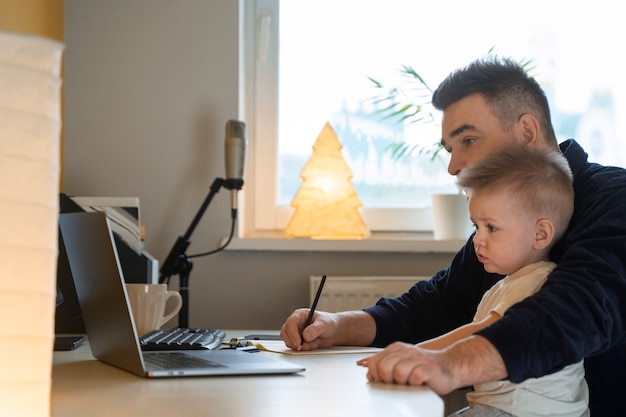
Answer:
[{"left": 52, "top": 331, "right": 443, "bottom": 417}]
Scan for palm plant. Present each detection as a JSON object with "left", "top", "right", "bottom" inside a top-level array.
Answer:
[
  {"left": 367, "top": 64, "right": 442, "bottom": 161},
  {"left": 368, "top": 56, "right": 536, "bottom": 162}
]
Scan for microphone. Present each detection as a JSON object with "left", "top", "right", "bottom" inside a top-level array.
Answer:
[{"left": 223, "top": 119, "right": 247, "bottom": 213}]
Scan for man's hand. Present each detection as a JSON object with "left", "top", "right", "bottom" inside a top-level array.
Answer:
[
  {"left": 280, "top": 309, "right": 377, "bottom": 351},
  {"left": 357, "top": 335, "right": 507, "bottom": 395},
  {"left": 357, "top": 342, "right": 457, "bottom": 394},
  {"left": 280, "top": 309, "right": 338, "bottom": 351}
]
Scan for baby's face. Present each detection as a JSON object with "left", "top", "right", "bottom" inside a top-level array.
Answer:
[{"left": 469, "top": 190, "right": 540, "bottom": 275}]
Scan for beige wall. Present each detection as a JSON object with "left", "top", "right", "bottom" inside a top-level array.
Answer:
[
  {"left": 0, "top": 0, "right": 63, "bottom": 40},
  {"left": 62, "top": 0, "right": 457, "bottom": 330}
]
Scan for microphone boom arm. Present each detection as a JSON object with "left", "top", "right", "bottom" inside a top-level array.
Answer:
[
  {"left": 158, "top": 177, "right": 225, "bottom": 328},
  {"left": 158, "top": 118, "right": 246, "bottom": 328}
]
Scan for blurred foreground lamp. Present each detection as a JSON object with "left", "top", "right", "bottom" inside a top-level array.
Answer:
[
  {"left": 0, "top": 32, "right": 64, "bottom": 416},
  {"left": 285, "top": 122, "right": 369, "bottom": 239}
]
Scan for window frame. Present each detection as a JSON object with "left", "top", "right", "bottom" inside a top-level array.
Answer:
[
  {"left": 241, "top": 0, "right": 439, "bottom": 237},
  {"left": 240, "top": 0, "right": 626, "bottom": 243}
]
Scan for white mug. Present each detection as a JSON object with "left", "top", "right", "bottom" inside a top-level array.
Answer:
[{"left": 125, "top": 284, "right": 183, "bottom": 336}]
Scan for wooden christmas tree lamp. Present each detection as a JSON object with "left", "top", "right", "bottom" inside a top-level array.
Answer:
[{"left": 285, "top": 122, "right": 369, "bottom": 239}]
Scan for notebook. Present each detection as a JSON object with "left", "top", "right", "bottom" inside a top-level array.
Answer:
[{"left": 58, "top": 211, "right": 305, "bottom": 378}]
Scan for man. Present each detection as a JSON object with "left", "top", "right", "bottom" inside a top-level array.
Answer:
[{"left": 281, "top": 57, "right": 626, "bottom": 416}]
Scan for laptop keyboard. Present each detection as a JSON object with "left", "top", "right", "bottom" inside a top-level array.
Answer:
[
  {"left": 143, "top": 352, "right": 225, "bottom": 369},
  {"left": 139, "top": 328, "right": 225, "bottom": 351}
]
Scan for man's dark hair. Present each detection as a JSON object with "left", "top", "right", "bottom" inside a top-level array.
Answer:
[{"left": 432, "top": 57, "right": 557, "bottom": 144}]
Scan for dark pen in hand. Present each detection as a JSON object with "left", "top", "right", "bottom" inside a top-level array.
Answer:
[{"left": 298, "top": 274, "right": 327, "bottom": 351}]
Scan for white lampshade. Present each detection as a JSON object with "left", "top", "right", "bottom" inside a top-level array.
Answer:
[{"left": 0, "top": 31, "right": 64, "bottom": 417}]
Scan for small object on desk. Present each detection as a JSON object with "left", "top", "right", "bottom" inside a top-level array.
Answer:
[
  {"left": 139, "top": 328, "right": 225, "bottom": 351},
  {"left": 54, "top": 335, "right": 85, "bottom": 351},
  {"left": 221, "top": 338, "right": 260, "bottom": 352},
  {"left": 243, "top": 334, "right": 282, "bottom": 341},
  {"left": 299, "top": 274, "right": 327, "bottom": 351},
  {"left": 228, "top": 337, "right": 248, "bottom": 348}
]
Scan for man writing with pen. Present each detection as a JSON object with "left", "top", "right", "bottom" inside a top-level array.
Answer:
[
  {"left": 280, "top": 57, "right": 626, "bottom": 417},
  {"left": 298, "top": 275, "right": 326, "bottom": 352}
]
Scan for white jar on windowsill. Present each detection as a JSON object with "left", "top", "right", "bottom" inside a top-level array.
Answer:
[{"left": 431, "top": 193, "right": 473, "bottom": 240}]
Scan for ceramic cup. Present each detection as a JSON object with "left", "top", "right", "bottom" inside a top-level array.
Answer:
[{"left": 125, "top": 283, "right": 183, "bottom": 336}]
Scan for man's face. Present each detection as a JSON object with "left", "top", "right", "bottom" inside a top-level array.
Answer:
[{"left": 440, "top": 94, "right": 521, "bottom": 176}]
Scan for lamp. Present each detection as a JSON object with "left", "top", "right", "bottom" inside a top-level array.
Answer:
[
  {"left": 285, "top": 122, "right": 369, "bottom": 239},
  {"left": 0, "top": 32, "right": 64, "bottom": 416}
]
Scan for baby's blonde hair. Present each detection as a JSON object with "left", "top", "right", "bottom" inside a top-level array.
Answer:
[{"left": 457, "top": 146, "right": 574, "bottom": 241}]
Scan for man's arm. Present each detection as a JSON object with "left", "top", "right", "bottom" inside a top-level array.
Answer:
[
  {"left": 365, "top": 240, "right": 501, "bottom": 347},
  {"left": 333, "top": 310, "right": 377, "bottom": 346},
  {"left": 443, "top": 334, "right": 508, "bottom": 389},
  {"left": 357, "top": 334, "right": 507, "bottom": 394}
]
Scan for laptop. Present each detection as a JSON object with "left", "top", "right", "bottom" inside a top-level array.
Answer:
[{"left": 58, "top": 211, "right": 305, "bottom": 378}]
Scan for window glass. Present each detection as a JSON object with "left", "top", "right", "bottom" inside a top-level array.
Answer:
[{"left": 249, "top": 0, "right": 626, "bottom": 232}]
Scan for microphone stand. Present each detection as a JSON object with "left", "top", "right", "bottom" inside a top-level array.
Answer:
[{"left": 159, "top": 177, "right": 225, "bottom": 328}]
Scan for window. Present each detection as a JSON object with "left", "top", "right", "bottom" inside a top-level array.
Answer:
[{"left": 243, "top": 0, "right": 626, "bottom": 237}]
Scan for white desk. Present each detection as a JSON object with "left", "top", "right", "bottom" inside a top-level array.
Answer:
[{"left": 52, "top": 331, "right": 444, "bottom": 417}]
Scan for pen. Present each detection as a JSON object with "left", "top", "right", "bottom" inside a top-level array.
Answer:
[{"left": 299, "top": 274, "right": 327, "bottom": 351}]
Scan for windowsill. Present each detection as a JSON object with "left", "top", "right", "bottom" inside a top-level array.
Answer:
[{"left": 224, "top": 231, "right": 465, "bottom": 253}]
